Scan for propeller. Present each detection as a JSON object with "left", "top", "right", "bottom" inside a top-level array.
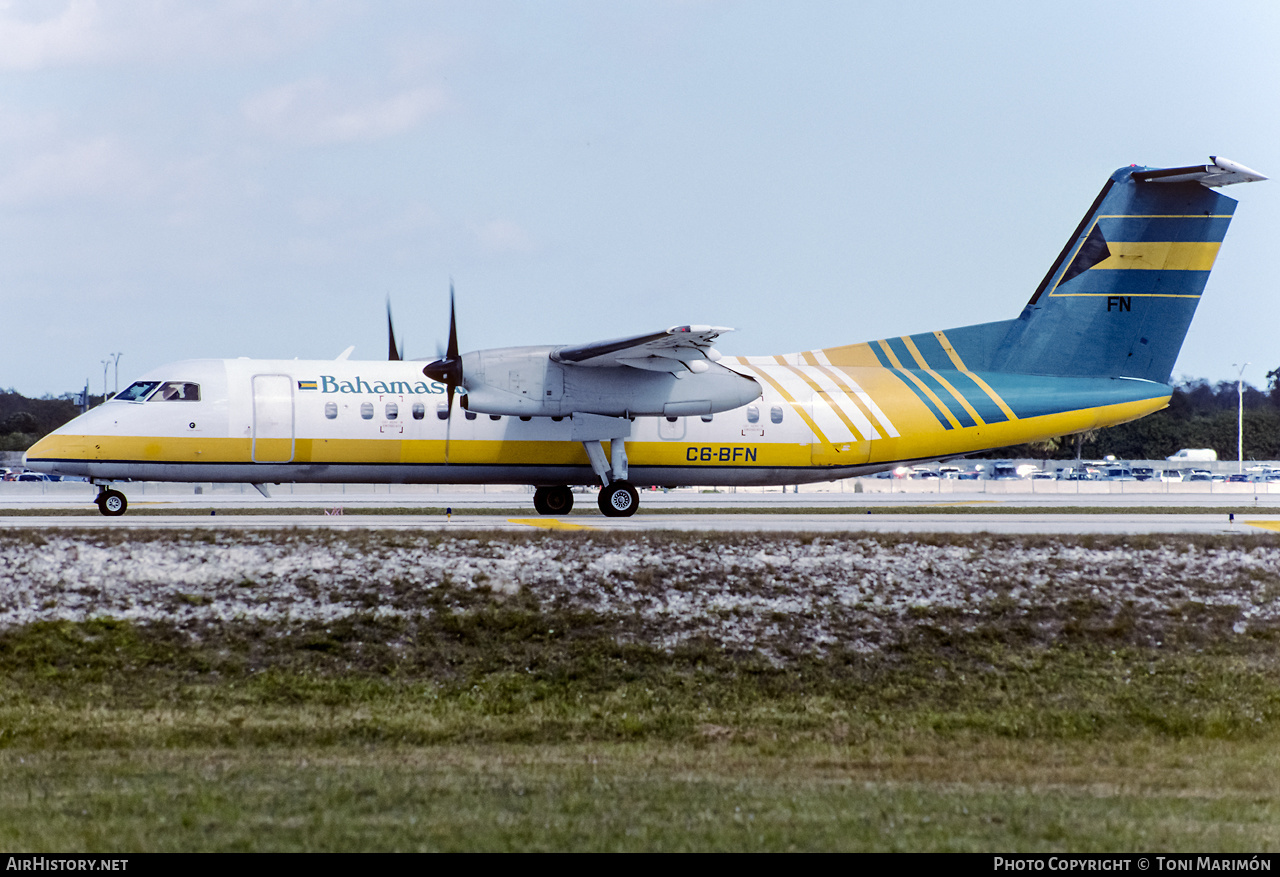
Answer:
[
  {"left": 386, "top": 297, "right": 404, "bottom": 361},
  {"left": 422, "top": 283, "right": 463, "bottom": 416}
]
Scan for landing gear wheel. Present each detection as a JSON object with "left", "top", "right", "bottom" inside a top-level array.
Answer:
[
  {"left": 598, "top": 481, "right": 639, "bottom": 517},
  {"left": 533, "top": 486, "right": 574, "bottom": 516},
  {"left": 96, "top": 489, "right": 127, "bottom": 517}
]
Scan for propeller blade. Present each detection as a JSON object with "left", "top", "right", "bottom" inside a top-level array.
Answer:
[
  {"left": 386, "top": 298, "right": 403, "bottom": 361},
  {"left": 423, "top": 283, "right": 463, "bottom": 419},
  {"left": 446, "top": 282, "right": 459, "bottom": 361}
]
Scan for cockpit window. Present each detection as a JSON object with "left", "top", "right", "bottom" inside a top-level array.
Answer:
[
  {"left": 156, "top": 381, "right": 200, "bottom": 401},
  {"left": 116, "top": 381, "right": 161, "bottom": 402}
]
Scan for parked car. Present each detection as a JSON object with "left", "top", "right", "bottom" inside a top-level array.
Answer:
[
  {"left": 988, "top": 462, "right": 1021, "bottom": 480},
  {"left": 1167, "top": 449, "right": 1218, "bottom": 462}
]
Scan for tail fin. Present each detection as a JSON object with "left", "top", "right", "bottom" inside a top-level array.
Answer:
[{"left": 990, "top": 157, "right": 1265, "bottom": 382}]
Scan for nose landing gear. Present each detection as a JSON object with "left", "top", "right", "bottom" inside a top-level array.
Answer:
[{"left": 95, "top": 486, "right": 128, "bottom": 517}]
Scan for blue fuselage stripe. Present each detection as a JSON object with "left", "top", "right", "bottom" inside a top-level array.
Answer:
[
  {"left": 891, "top": 370, "right": 955, "bottom": 429},
  {"left": 871, "top": 338, "right": 961, "bottom": 429},
  {"left": 941, "top": 370, "right": 1008, "bottom": 424},
  {"left": 908, "top": 332, "right": 956, "bottom": 371},
  {"left": 883, "top": 336, "right": 915, "bottom": 366},
  {"left": 871, "top": 342, "right": 895, "bottom": 369},
  {"left": 910, "top": 369, "right": 976, "bottom": 428}
]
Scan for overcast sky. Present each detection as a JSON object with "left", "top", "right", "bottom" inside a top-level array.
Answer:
[{"left": 3, "top": 0, "right": 1277, "bottom": 398}]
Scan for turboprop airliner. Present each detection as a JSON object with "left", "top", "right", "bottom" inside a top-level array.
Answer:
[{"left": 26, "top": 156, "right": 1266, "bottom": 517}]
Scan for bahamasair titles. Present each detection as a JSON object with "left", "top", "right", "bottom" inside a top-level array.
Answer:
[{"left": 26, "top": 157, "right": 1266, "bottom": 517}]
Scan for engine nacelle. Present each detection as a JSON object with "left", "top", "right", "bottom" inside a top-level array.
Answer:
[{"left": 459, "top": 346, "right": 760, "bottom": 417}]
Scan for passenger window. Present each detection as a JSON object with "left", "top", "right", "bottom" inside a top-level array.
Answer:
[
  {"left": 360, "top": 402, "right": 374, "bottom": 420},
  {"left": 412, "top": 402, "right": 425, "bottom": 420},
  {"left": 324, "top": 402, "right": 337, "bottom": 420},
  {"left": 464, "top": 411, "right": 477, "bottom": 421},
  {"left": 157, "top": 381, "right": 200, "bottom": 401},
  {"left": 490, "top": 414, "right": 502, "bottom": 421},
  {"left": 385, "top": 403, "right": 398, "bottom": 420},
  {"left": 746, "top": 405, "right": 759, "bottom": 424},
  {"left": 770, "top": 406, "right": 784, "bottom": 424},
  {"left": 436, "top": 402, "right": 449, "bottom": 420},
  {"left": 665, "top": 416, "right": 678, "bottom": 423},
  {"left": 701, "top": 414, "right": 713, "bottom": 423}
]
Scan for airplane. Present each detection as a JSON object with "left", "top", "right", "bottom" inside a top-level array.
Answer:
[{"left": 25, "top": 156, "right": 1266, "bottom": 517}]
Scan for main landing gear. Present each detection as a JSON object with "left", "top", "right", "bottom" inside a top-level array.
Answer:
[
  {"left": 582, "top": 434, "right": 639, "bottom": 518},
  {"left": 95, "top": 486, "right": 128, "bottom": 517},
  {"left": 532, "top": 434, "right": 641, "bottom": 518},
  {"left": 532, "top": 481, "right": 639, "bottom": 517},
  {"left": 598, "top": 481, "right": 639, "bottom": 517},
  {"left": 533, "top": 486, "right": 574, "bottom": 515}
]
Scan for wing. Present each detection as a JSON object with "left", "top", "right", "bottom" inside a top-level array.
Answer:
[{"left": 550, "top": 325, "right": 733, "bottom": 374}]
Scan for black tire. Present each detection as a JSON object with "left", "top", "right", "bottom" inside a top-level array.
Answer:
[
  {"left": 533, "top": 486, "right": 574, "bottom": 515},
  {"left": 96, "top": 489, "right": 127, "bottom": 517},
  {"left": 598, "top": 481, "right": 639, "bottom": 517}
]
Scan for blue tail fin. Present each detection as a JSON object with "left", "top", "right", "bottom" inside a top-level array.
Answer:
[{"left": 988, "top": 157, "right": 1264, "bottom": 382}]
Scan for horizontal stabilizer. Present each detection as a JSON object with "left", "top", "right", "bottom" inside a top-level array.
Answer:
[{"left": 1132, "top": 156, "right": 1267, "bottom": 188}]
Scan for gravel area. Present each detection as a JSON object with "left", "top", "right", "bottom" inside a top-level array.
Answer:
[{"left": 3, "top": 531, "right": 1278, "bottom": 656}]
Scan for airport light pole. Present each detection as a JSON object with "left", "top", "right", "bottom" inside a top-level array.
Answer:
[
  {"left": 103, "top": 352, "right": 121, "bottom": 399},
  {"left": 1233, "top": 362, "right": 1249, "bottom": 474}
]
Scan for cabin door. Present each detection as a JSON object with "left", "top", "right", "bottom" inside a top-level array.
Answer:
[
  {"left": 252, "top": 374, "right": 295, "bottom": 463},
  {"left": 808, "top": 392, "right": 872, "bottom": 467}
]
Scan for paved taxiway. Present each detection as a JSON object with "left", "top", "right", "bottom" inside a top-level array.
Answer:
[
  {"left": 4, "top": 485, "right": 1280, "bottom": 534},
  {"left": 2, "top": 511, "right": 1278, "bottom": 536}
]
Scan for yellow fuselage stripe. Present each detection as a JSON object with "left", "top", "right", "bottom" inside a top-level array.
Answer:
[
  {"left": 890, "top": 363, "right": 962, "bottom": 430},
  {"left": 742, "top": 363, "right": 834, "bottom": 449},
  {"left": 899, "top": 336, "right": 986, "bottom": 426},
  {"left": 932, "top": 331, "right": 968, "bottom": 370},
  {"left": 925, "top": 369, "right": 986, "bottom": 426},
  {"left": 812, "top": 364, "right": 892, "bottom": 439},
  {"left": 964, "top": 372, "right": 1019, "bottom": 421},
  {"left": 778, "top": 363, "right": 867, "bottom": 441},
  {"left": 31, "top": 395, "right": 1170, "bottom": 474},
  {"left": 876, "top": 339, "right": 904, "bottom": 369}
]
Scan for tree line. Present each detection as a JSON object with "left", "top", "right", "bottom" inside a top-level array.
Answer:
[{"left": 0, "top": 391, "right": 97, "bottom": 453}]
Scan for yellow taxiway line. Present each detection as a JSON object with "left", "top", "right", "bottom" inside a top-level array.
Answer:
[{"left": 507, "top": 518, "right": 598, "bottom": 531}]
